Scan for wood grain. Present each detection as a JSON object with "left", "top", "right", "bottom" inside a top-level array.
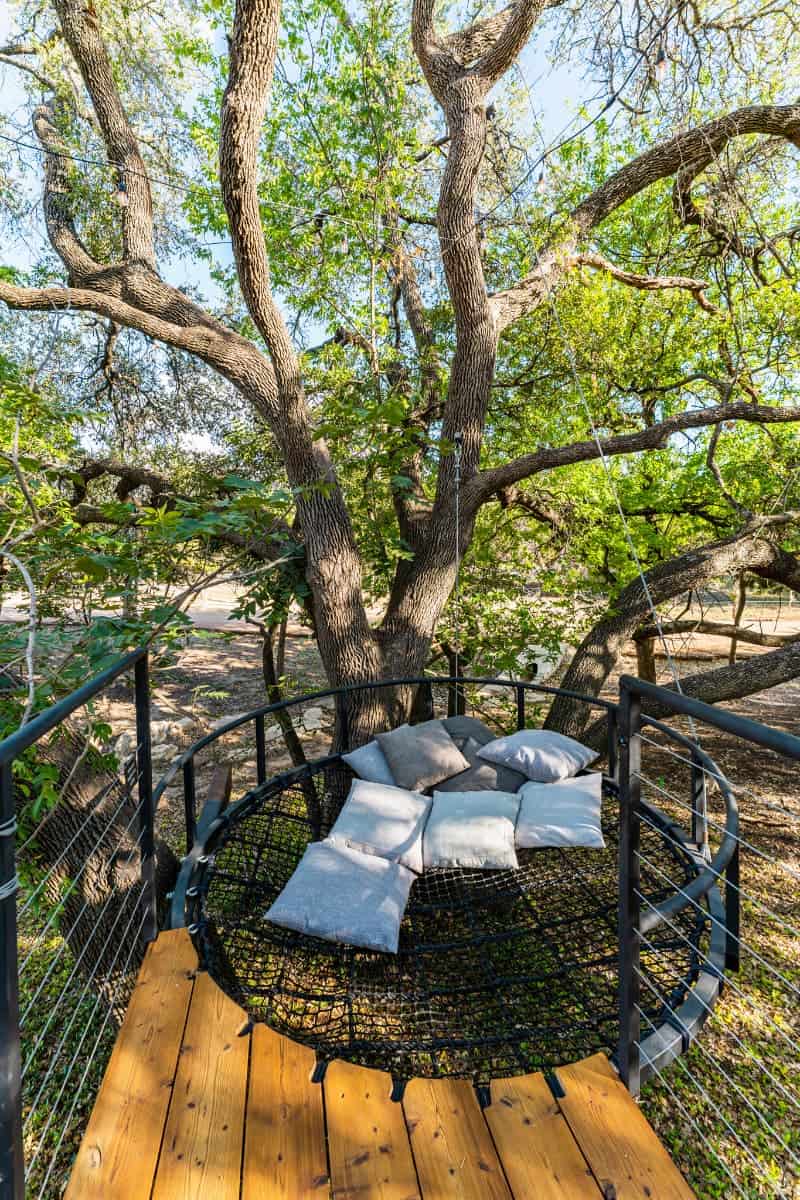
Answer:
[
  {"left": 556, "top": 1054, "right": 696, "bottom": 1200},
  {"left": 325, "top": 1059, "right": 420, "bottom": 1200},
  {"left": 403, "top": 1076, "right": 511, "bottom": 1199},
  {"left": 242, "top": 1023, "right": 328, "bottom": 1199},
  {"left": 63, "top": 928, "right": 197, "bottom": 1200},
  {"left": 151, "top": 969, "right": 250, "bottom": 1200},
  {"left": 486, "top": 1072, "right": 602, "bottom": 1199}
]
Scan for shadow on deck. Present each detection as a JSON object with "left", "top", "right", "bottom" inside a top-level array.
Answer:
[{"left": 64, "top": 929, "right": 694, "bottom": 1199}]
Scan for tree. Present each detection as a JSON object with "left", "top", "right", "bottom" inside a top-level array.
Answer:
[{"left": 1, "top": 0, "right": 800, "bottom": 741}]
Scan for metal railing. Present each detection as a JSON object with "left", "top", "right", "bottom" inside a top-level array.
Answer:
[
  {"left": 0, "top": 647, "right": 156, "bottom": 1200},
  {"left": 1, "top": 654, "right": 796, "bottom": 1196},
  {"left": 617, "top": 674, "right": 800, "bottom": 1197}
]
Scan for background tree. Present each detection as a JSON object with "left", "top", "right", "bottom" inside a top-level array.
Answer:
[{"left": 0, "top": 0, "right": 799, "bottom": 744}]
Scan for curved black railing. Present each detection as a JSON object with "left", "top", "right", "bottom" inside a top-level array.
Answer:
[
  {"left": 2, "top": 656, "right": 799, "bottom": 1198},
  {"left": 156, "top": 674, "right": 738, "bottom": 932}
]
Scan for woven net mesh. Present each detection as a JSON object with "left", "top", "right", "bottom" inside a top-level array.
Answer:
[{"left": 191, "top": 758, "right": 709, "bottom": 1084}]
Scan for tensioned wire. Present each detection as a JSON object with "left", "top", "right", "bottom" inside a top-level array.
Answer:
[
  {"left": 635, "top": 839, "right": 800, "bottom": 1000},
  {"left": 635, "top": 885, "right": 800, "bottom": 1067},
  {"left": 634, "top": 965, "right": 796, "bottom": 1196},
  {"left": 636, "top": 924, "right": 800, "bottom": 1127}
]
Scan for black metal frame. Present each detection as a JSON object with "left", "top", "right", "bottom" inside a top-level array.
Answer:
[
  {"left": 2, "top": 654, "right": 794, "bottom": 1194},
  {"left": 0, "top": 647, "right": 156, "bottom": 1200},
  {"left": 616, "top": 674, "right": 800, "bottom": 1096}
]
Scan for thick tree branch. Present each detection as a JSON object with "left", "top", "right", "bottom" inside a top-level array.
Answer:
[
  {"left": 546, "top": 529, "right": 800, "bottom": 738},
  {"left": 633, "top": 619, "right": 799, "bottom": 648},
  {"left": 467, "top": 401, "right": 800, "bottom": 511},
  {"left": 53, "top": 0, "right": 155, "bottom": 267},
  {"left": 491, "top": 103, "right": 800, "bottom": 331},
  {"left": 32, "top": 104, "right": 105, "bottom": 282},
  {"left": 575, "top": 251, "right": 721, "bottom": 314}
]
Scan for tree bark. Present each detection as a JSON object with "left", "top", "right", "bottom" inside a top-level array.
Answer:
[{"left": 546, "top": 527, "right": 800, "bottom": 738}]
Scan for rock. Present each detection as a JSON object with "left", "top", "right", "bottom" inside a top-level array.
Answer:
[
  {"left": 172, "top": 716, "right": 196, "bottom": 732},
  {"left": 264, "top": 724, "right": 284, "bottom": 743},
  {"left": 114, "top": 732, "right": 134, "bottom": 761},
  {"left": 303, "top": 706, "right": 323, "bottom": 721},
  {"left": 210, "top": 713, "right": 248, "bottom": 732},
  {"left": 151, "top": 742, "right": 179, "bottom": 763},
  {"left": 318, "top": 696, "right": 336, "bottom": 710},
  {"left": 150, "top": 720, "right": 176, "bottom": 743}
]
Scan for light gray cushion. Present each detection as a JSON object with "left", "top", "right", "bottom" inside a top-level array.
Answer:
[
  {"left": 377, "top": 720, "right": 470, "bottom": 792},
  {"left": 516, "top": 773, "right": 605, "bottom": 849},
  {"left": 441, "top": 714, "right": 499, "bottom": 748},
  {"left": 424, "top": 790, "right": 520, "bottom": 870},
  {"left": 478, "top": 729, "right": 598, "bottom": 783},
  {"left": 265, "top": 840, "right": 415, "bottom": 954},
  {"left": 342, "top": 740, "right": 396, "bottom": 786},
  {"left": 327, "top": 779, "right": 431, "bottom": 874},
  {"left": 434, "top": 737, "right": 527, "bottom": 794}
]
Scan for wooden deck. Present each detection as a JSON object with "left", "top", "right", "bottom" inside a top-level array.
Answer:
[{"left": 64, "top": 929, "right": 695, "bottom": 1200}]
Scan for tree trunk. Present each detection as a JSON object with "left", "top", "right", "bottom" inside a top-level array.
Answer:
[
  {"left": 24, "top": 726, "right": 178, "bottom": 1017},
  {"left": 729, "top": 573, "right": 747, "bottom": 665},
  {"left": 546, "top": 529, "right": 795, "bottom": 738},
  {"left": 636, "top": 636, "right": 658, "bottom": 684}
]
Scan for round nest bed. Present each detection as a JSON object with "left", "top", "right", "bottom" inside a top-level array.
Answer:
[{"left": 183, "top": 754, "right": 711, "bottom": 1088}]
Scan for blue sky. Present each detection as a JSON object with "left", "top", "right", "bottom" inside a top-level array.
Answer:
[{"left": 0, "top": 5, "right": 589, "bottom": 307}]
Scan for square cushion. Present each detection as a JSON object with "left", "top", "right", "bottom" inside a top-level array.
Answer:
[
  {"left": 377, "top": 720, "right": 469, "bottom": 792},
  {"left": 265, "top": 840, "right": 415, "bottom": 954},
  {"left": 434, "top": 736, "right": 526, "bottom": 795},
  {"left": 342, "top": 740, "right": 396, "bottom": 786},
  {"left": 327, "top": 779, "right": 431, "bottom": 874},
  {"left": 478, "top": 729, "right": 598, "bottom": 784},
  {"left": 423, "top": 790, "right": 520, "bottom": 871},
  {"left": 516, "top": 773, "right": 605, "bottom": 849},
  {"left": 441, "top": 714, "right": 499, "bottom": 747}
]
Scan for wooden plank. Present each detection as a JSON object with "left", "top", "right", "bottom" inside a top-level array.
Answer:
[
  {"left": 151, "top": 969, "right": 250, "bottom": 1200},
  {"left": 556, "top": 1054, "right": 696, "bottom": 1200},
  {"left": 403, "top": 1077, "right": 511, "bottom": 1199},
  {"left": 485, "top": 1073, "right": 602, "bottom": 1200},
  {"left": 242, "top": 1024, "right": 328, "bottom": 1199},
  {"left": 64, "top": 928, "right": 197, "bottom": 1200},
  {"left": 324, "top": 1059, "right": 420, "bottom": 1200}
]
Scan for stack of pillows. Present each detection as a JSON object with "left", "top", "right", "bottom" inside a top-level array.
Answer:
[{"left": 266, "top": 716, "right": 603, "bottom": 954}]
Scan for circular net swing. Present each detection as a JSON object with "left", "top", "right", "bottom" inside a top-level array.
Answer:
[{"left": 186, "top": 745, "right": 710, "bottom": 1086}]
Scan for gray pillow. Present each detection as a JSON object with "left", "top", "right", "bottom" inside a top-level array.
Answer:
[
  {"left": 478, "top": 729, "right": 598, "bottom": 783},
  {"left": 441, "top": 714, "right": 499, "bottom": 747},
  {"left": 423, "top": 790, "right": 520, "bottom": 870},
  {"left": 377, "top": 720, "right": 470, "bottom": 792},
  {"left": 516, "top": 773, "right": 605, "bottom": 849},
  {"left": 342, "top": 739, "right": 396, "bottom": 786},
  {"left": 327, "top": 779, "right": 431, "bottom": 874},
  {"left": 434, "top": 737, "right": 527, "bottom": 794},
  {"left": 265, "top": 840, "right": 415, "bottom": 954}
]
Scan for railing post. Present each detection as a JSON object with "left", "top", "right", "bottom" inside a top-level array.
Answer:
[
  {"left": 725, "top": 842, "right": 741, "bottom": 973},
  {"left": 516, "top": 685, "right": 526, "bottom": 731},
  {"left": 182, "top": 759, "right": 197, "bottom": 854},
  {"left": 0, "top": 761, "right": 24, "bottom": 1199},
  {"left": 607, "top": 707, "right": 618, "bottom": 783},
  {"left": 617, "top": 683, "right": 642, "bottom": 1096},
  {"left": 255, "top": 714, "right": 267, "bottom": 786},
  {"left": 690, "top": 750, "right": 708, "bottom": 850},
  {"left": 134, "top": 653, "right": 157, "bottom": 943}
]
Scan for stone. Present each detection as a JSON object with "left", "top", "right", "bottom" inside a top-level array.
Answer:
[
  {"left": 114, "top": 732, "right": 134, "bottom": 761},
  {"left": 172, "top": 716, "right": 196, "bottom": 732},
  {"left": 150, "top": 719, "right": 177, "bottom": 743},
  {"left": 210, "top": 713, "right": 248, "bottom": 732},
  {"left": 303, "top": 706, "right": 323, "bottom": 721},
  {"left": 151, "top": 742, "right": 179, "bottom": 763}
]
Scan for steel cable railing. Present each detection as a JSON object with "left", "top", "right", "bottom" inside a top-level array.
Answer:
[
  {"left": 0, "top": 647, "right": 155, "bottom": 1200},
  {"left": 618, "top": 674, "right": 800, "bottom": 1197}
]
